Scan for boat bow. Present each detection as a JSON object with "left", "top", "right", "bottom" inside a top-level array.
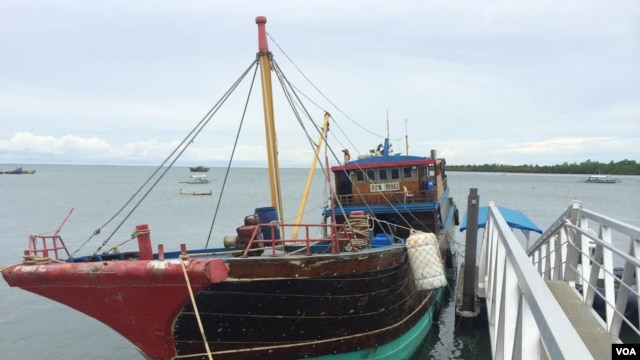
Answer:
[{"left": 2, "top": 258, "right": 228, "bottom": 359}]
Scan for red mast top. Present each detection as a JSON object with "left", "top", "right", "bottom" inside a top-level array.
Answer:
[{"left": 255, "top": 16, "right": 269, "bottom": 52}]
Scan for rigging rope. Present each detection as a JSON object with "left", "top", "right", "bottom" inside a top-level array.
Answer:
[
  {"left": 265, "top": 35, "right": 430, "bottom": 234},
  {"left": 270, "top": 56, "right": 430, "bottom": 240},
  {"left": 72, "top": 32, "right": 438, "bottom": 257},
  {"left": 205, "top": 61, "right": 260, "bottom": 248},
  {"left": 76, "top": 59, "right": 259, "bottom": 257},
  {"left": 267, "top": 33, "right": 383, "bottom": 139}
]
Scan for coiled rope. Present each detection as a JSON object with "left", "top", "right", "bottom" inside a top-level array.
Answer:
[
  {"left": 344, "top": 214, "right": 372, "bottom": 249},
  {"left": 0, "top": 255, "right": 68, "bottom": 272}
]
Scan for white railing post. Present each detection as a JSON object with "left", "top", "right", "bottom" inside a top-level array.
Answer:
[
  {"left": 480, "top": 205, "right": 593, "bottom": 359},
  {"left": 563, "top": 225, "right": 580, "bottom": 285},
  {"left": 600, "top": 224, "right": 615, "bottom": 329},
  {"left": 526, "top": 201, "right": 640, "bottom": 342},
  {"left": 518, "top": 295, "right": 540, "bottom": 360}
]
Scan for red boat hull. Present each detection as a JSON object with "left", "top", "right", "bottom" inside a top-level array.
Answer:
[{"left": 2, "top": 259, "right": 228, "bottom": 359}]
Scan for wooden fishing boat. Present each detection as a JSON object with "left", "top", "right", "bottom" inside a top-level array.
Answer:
[
  {"left": 1, "top": 16, "right": 458, "bottom": 360},
  {"left": 189, "top": 166, "right": 210, "bottom": 173}
]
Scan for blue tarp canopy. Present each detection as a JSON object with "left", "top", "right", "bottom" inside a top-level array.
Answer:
[{"left": 460, "top": 206, "right": 542, "bottom": 233}]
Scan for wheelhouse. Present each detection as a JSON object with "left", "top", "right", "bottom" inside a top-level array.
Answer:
[{"left": 325, "top": 139, "right": 454, "bottom": 240}]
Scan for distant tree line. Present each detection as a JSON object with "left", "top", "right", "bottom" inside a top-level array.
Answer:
[{"left": 447, "top": 159, "right": 640, "bottom": 175}]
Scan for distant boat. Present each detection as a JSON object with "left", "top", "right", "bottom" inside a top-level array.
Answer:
[
  {"left": 179, "top": 174, "right": 210, "bottom": 184},
  {"left": 179, "top": 189, "right": 212, "bottom": 196},
  {"left": 189, "top": 166, "right": 210, "bottom": 173},
  {"left": 582, "top": 169, "right": 620, "bottom": 184},
  {"left": 584, "top": 174, "right": 620, "bottom": 183},
  {"left": 0, "top": 166, "right": 36, "bottom": 174}
]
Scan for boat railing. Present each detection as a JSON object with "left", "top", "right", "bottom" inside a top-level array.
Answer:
[
  {"left": 527, "top": 200, "right": 640, "bottom": 340},
  {"left": 241, "top": 222, "right": 358, "bottom": 257},
  {"left": 336, "top": 189, "right": 438, "bottom": 207},
  {"left": 26, "top": 233, "right": 71, "bottom": 261},
  {"left": 478, "top": 204, "right": 593, "bottom": 359}
]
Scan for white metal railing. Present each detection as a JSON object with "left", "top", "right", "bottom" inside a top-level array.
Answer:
[
  {"left": 528, "top": 200, "right": 640, "bottom": 339},
  {"left": 477, "top": 204, "right": 593, "bottom": 359}
]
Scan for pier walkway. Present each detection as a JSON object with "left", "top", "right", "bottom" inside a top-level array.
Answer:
[{"left": 464, "top": 200, "right": 640, "bottom": 359}]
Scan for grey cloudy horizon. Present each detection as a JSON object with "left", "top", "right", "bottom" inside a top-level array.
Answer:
[{"left": 1, "top": 1, "right": 638, "bottom": 168}]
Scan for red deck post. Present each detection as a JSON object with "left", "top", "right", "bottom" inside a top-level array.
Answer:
[
  {"left": 157, "top": 244, "right": 164, "bottom": 261},
  {"left": 136, "top": 224, "right": 153, "bottom": 260}
]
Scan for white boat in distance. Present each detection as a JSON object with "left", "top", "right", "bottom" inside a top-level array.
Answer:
[
  {"left": 584, "top": 174, "right": 620, "bottom": 183},
  {"left": 180, "top": 174, "right": 210, "bottom": 184}
]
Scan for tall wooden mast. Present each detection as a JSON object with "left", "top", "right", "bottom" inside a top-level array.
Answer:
[{"left": 255, "top": 16, "right": 284, "bottom": 223}]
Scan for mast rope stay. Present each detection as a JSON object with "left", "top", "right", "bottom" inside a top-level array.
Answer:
[
  {"left": 267, "top": 33, "right": 383, "bottom": 139},
  {"left": 205, "top": 61, "right": 261, "bottom": 248},
  {"left": 268, "top": 53, "right": 427, "bottom": 243},
  {"left": 70, "top": 59, "right": 259, "bottom": 258}
]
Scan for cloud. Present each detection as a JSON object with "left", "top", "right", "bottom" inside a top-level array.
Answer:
[
  {"left": 2, "top": 132, "right": 110, "bottom": 154},
  {"left": 440, "top": 137, "right": 640, "bottom": 166},
  {"left": 1, "top": 1, "right": 638, "bottom": 167},
  {"left": 0, "top": 131, "right": 323, "bottom": 167},
  {"left": 0, "top": 132, "right": 167, "bottom": 164}
]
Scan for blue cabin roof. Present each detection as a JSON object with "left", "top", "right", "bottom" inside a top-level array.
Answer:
[
  {"left": 334, "top": 138, "right": 436, "bottom": 171},
  {"left": 459, "top": 206, "right": 542, "bottom": 233}
]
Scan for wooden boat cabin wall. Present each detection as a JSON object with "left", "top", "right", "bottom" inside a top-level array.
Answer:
[{"left": 330, "top": 139, "right": 451, "bottom": 240}]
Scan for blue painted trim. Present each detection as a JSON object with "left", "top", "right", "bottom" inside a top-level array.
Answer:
[
  {"left": 324, "top": 202, "right": 439, "bottom": 217},
  {"left": 324, "top": 187, "right": 450, "bottom": 218},
  {"left": 345, "top": 138, "right": 429, "bottom": 166}
]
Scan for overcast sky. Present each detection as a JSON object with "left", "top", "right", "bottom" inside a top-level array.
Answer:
[{"left": 1, "top": 1, "right": 638, "bottom": 167}]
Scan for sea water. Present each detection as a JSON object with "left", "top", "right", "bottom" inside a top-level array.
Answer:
[{"left": 0, "top": 166, "right": 638, "bottom": 360}]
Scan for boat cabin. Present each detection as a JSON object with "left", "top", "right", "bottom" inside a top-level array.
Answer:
[{"left": 325, "top": 139, "right": 453, "bottom": 240}]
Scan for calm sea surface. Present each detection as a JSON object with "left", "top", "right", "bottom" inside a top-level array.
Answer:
[{"left": 1, "top": 166, "right": 639, "bottom": 359}]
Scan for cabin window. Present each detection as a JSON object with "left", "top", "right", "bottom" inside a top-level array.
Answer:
[
  {"left": 366, "top": 169, "right": 376, "bottom": 181},
  {"left": 402, "top": 167, "right": 415, "bottom": 179},
  {"left": 354, "top": 170, "right": 364, "bottom": 182},
  {"left": 391, "top": 168, "right": 400, "bottom": 180},
  {"left": 379, "top": 169, "right": 388, "bottom": 180}
]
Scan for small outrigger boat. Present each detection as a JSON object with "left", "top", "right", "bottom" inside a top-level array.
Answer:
[
  {"left": 180, "top": 189, "right": 212, "bottom": 196},
  {"left": 180, "top": 174, "right": 210, "bottom": 184},
  {"left": 2, "top": 16, "right": 458, "bottom": 360}
]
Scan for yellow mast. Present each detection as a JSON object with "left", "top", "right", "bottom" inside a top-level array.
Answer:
[
  {"left": 291, "top": 112, "right": 330, "bottom": 240},
  {"left": 256, "top": 16, "right": 284, "bottom": 228}
]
